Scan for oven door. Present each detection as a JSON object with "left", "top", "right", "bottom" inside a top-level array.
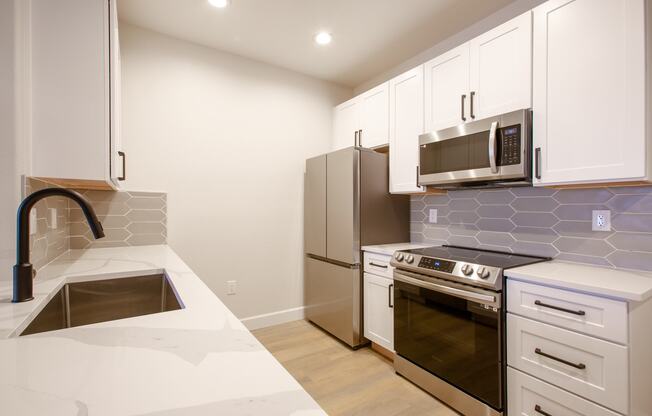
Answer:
[
  {"left": 418, "top": 109, "right": 530, "bottom": 186},
  {"left": 394, "top": 270, "right": 503, "bottom": 411}
]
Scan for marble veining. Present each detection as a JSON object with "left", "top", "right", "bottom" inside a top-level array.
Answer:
[{"left": 0, "top": 245, "right": 325, "bottom": 415}]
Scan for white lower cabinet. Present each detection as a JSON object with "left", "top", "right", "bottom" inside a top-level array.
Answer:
[
  {"left": 508, "top": 367, "right": 620, "bottom": 416},
  {"left": 363, "top": 271, "right": 394, "bottom": 351}
]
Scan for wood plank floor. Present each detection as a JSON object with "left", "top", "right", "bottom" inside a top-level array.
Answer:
[{"left": 252, "top": 320, "right": 459, "bottom": 416}]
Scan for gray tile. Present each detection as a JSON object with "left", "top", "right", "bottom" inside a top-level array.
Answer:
[
  {"left": 511, "top": 212, "right": 558, "bottom": 227},
  {"left": 608, "top": 186, "right": 652, "bottom": 195},
  {"left": 448, "top": 211, "right": 480, "bottom": 224},
  {"left": 607, "top": 251, "right": 652, "bottom": 272},
  {"left": 553, "top": 188, "right": 613, "bottom": 204},
  {"left": 611, "top": 213, "right": 652, "bottom": 232},
  {"left": 448, "top": 199, "right": 479, "bottom": 211},
  {"left": 511, "top": 241, "right": 559, "bottom": 258},
  {"left": 410, "top": 233, "right": 426, "bottom": 243},
  {"left": 127, "top": 191, "right": 166, "bottom": 198},
  {"left": 553, "top": 204, "right": 608, "bottom": 221},
  {"left": 127, "top": 222, "right": 166, "bottom": 235},
  {"left": 410, "top": 222, "right": 426, "bottom": 233},
  {"left": 553, "top": 221, "right": 613, "bottom": 239},
  {"left": 411, "top": 211, "right": 426, "bottom": 222},
  {"left": 421, "top": 195, "right": 451, "bottom": 206},
  {"left": 476, "top": 231, "right": 515, "bottom": 247},
  {"left": 448, "top": 224, "right": 480, "bottom": 236},
  {"left": 100, "top": 228, "right": 131, "bottom": 242},
  {"left": 476, "top": 218, "right": 516, "bottom": 232},
  {"left": 477, "top": 205, "right": 515, "bottom": 219},
  {"left": 476, "top": 190, "right": 515, "bottom": 205},
  {"left": 81, "top": 190, "right": 131, "bottom": 204},
  {"left": 511, "top": 227, "right": 559, "bottom": 243},
  {"left": 448, "top": 189, "right": 479, "bottom": 199},
  {"left": 511, "top": 197, "right": 559, "bottom": 212},
  {"left": 126, "top": 210, "right": 167, "bottom": 222},
  {"left": 69, "top": 236, "right": 91, "bottom": 249},
  {"left": 99, "top": 215, "right": 131, "bottom": 229},
  {"left": 510, "top": 187, "right": 557, "bottom": 197},
  {"left": 607, "top": 194, "right": 652, "bottom": 213},
  {"left": 607, "top": 233, "right": 652, "bottom": 252},
  {"left": 126, "top": 197, "right": 166, "bottom": 210},
  {"left": 555, "top": 253, "right": 613, "bottom": 268},
  {"left": 423, "top": 206, "right": 450, "bottom": 218},
  {"left": 423, "top": 227, "right": 451, "bottom": 241},
  {"left": 126, "top": 234, "right": 166, "bottom": 246},
  {"left": 553, "top": 237, "right": 614, "bottom": 257},
  {"left": 448, "top": 236, "right": 480, "bottom": 247},
  {"left": 411, "top": 200, "right": 426, "bottom": 211}
]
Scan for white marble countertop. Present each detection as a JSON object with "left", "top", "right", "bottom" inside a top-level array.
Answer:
[
  {"left": 361, "top": 242, "right": 433, "bottom": 256},
  {"left": 506, "top": 260, "right": 652, "bottom": 302},
  {"left": 0, "top": 245, "right": 325, "bottom": 416}
]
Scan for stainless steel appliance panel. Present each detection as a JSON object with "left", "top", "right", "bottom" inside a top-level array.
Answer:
[
  {"left": 326, "top": 147, "right": 360, "bottom": 265},
  {"left": 304, "top": 154, "right": 327, "bottom": 258},
  {"left": 360, "top": 149, "right": 410, "bottom": 246},
  {"left": 305, "top": 256, "right": 361, "bottom": 347}
]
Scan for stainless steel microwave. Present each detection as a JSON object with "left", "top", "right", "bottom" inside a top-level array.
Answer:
[{"left": 418, "top": 109, "right": 532, "bottom": 188}]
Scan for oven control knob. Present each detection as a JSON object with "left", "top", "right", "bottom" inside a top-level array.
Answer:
[
  {"left": 395, "top": 253, "right": 404, "bottom": 262},
  {"left": 461, "top": 264, "right": 474, "bottom": 276},
  {"left": 405, "top": 255, "right": 414, "bottom": 264},
  {"left": 477, "top": 267, "right": 491, "bottom": 279}
]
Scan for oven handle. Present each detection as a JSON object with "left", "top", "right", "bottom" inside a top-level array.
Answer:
[
  {"left": 394, "top": 273, "right": 496, "bottom": 304},
  {"left": 489, "top": 121, "right": 499, "bottom": 174}
]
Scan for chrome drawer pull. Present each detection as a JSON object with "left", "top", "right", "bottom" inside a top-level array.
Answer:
[
  {"left": 534, "top": 348, "right": 586, "bottom": 370},
  {"left": 534, "top": 300, "right": 586, "bottom": 316},
  {"left": 369, "top": 262, "right": 388, "bottom": 269},
  {"left": 534, "top": 404, "right": 553, "bottom": 416}
]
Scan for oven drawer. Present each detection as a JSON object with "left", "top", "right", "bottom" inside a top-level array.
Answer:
[
  {"left": 506, "top": 279, "right": 628, "bottom": 344},
  {"left": 507, "top": 367, "right": 620, "bottom": 416},
  {"left": 363, "top": 252, "right": 393, "bottom": 279},
  {"left": 507, "top": 314, "right": 628, "bottom": 414}
]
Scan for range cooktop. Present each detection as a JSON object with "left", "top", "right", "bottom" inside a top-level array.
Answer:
[{"left": 390, "top": 245, "right": 550, "bottom": 291}]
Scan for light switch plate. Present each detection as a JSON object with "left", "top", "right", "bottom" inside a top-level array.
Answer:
[
  {"left": 227, "top": 280, "right": 237, "bottom": 295},
  {"left": 428, "top": 209, "right": 438, "bottom": 224},
  {"left": 30, "top": 210, "right": 37, "bottom": 235},
  {"left": 49, "top": 208, "right": 58, "bottom": 229},
  {"left": 592, "top": 210, "right": 611, "bottom": 231}
]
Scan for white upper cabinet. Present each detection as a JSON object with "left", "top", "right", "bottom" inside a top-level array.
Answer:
[
  {"left": 30, "top": 0, "right": 123, "bottom": 189},
  {"left": 470, "top": 12, "right": 532, "bottom": 120},
  {"left": 389, "top": 66, "right": 425, "bottom": 194},
  {"left": 424, "top": 44, "right": 470, "bottom": 132},
  {"left": 332, "top": 98, "right": 360, "bottom": 151},
  {"left": 532, "top": 0, "right": 648, "bottom": 186},
  {"left": 359, "top": 82, "right": 390, "bottom": 148}
]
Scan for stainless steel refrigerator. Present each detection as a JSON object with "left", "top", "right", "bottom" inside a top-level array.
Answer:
[{"left": 304, "top": 146, "right": 410, "bottom": 347}]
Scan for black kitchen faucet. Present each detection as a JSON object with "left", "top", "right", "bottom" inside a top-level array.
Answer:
[{"left": 12, "top": 188, "right": 105, "bottom": 302}]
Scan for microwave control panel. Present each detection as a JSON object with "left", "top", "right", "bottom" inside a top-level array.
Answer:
[
  {"left": 499, "top": 124, "right": 521, "bottom": 166},
  {"left": 417, "top": 257, "right": 456, "bottom": 273}
]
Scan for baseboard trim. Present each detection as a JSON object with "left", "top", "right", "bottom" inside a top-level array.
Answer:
[{"left": 241, "top": 306, "right": 306, "bottom": 330}]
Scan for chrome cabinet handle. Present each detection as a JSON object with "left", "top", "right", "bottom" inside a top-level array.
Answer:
[
  {"left": 369, "top": 262, "right": 388, "bottom": 269},
  {"left": 388, "top": 284, "right": 394, "bottom": 308},
  {"left": 470, "top": 91, "right": 476, "bottom": 119},
  {"left": 416, "top": 166, "right": 420, "bottom": 188},
  {"left": 354, "top": 130, "right": 358, "bottom": 147},
  {"left": 534, "top": 348, "right": 586, "bottom": 370},
  {"left": 461, "top": 94, "right": 467, "bottom": 121},
  {"left": 534, "top": 405, "right": 553, "bottom": 416},
  {"left": 488, "top": 121, "right": 498, "bottom": 174},
  {"left": 358, "top": 130, "right": 362, "bottom": 147},
  {"left": 535, "top": 147, "right": 542, "bottom": 179},
  {"left": 534, "top": 300, "right": 586, "bottom": 316},
  {"left": 117, "top": 151, "right": 126, "bottom": 181}
]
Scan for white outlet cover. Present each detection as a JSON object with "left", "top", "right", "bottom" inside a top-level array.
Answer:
[
  {"left": 429, "top": 209, "right": 438, "bottom": 224},
  {"left": 227, "top": 280, "right": 237, "bottom": 295},
  {"left": 30, "top": 210, "right": 37, "bottom": 235},
  {"left": 49, "top": 208, "right": 58, "bottom": 229},
  {"left": 592, "top": 210, "right": 611, "bottom": 231}
]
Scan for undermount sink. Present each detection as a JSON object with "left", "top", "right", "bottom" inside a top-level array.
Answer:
[{"left": 20, "top": 274, "right": 183, "bottom": 336}]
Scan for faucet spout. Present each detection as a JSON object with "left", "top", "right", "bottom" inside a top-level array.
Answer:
[{"left": 13, "top": 188, "right": 105, "bottom": 303}]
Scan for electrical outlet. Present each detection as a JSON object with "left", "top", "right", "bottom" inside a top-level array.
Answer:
[
  {"left": 30, "top": 210, "right": 37, "bottom": 235},
  {"left": 429, "top": 209, "right": 438, "bottom": 224},
  {"left": 49, "top": 208, "right": 58, "bottom": 229},
  {"left": 227, "top": 280, "right": 237, "bottom": 295},
  {"left": 592, "top": 210, "right": 611, "bottom": 231}
]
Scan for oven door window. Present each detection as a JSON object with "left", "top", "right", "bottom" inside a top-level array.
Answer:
[
  {"left": 420, "top": 130, "right": 491, "bottom": 175},
  {"left": 394, "top": 279, "right": 502, "bottom": 410}
]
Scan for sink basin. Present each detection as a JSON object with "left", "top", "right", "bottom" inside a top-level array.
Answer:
[{"left": 20, "top": 274, "right": 183, "bottom": 336}]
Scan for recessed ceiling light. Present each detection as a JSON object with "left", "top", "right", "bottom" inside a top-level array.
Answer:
[
  {"left": 208, "top": 0, "right": 230, "bottom": 8},
  {"left": 315, "top": 32, "right": 332, "bottom": 46}
]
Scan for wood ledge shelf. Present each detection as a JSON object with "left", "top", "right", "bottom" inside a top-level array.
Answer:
[{"left": 30, "top": 177, "right": 116, "bottom": 191}]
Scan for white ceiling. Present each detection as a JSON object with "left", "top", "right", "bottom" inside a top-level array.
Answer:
[{"left": 118, "top": 0, "right": 516, "bottom": 88}]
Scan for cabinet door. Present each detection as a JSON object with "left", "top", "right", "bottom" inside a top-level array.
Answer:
[
  {"left": 470, "top": 11, "right": 532, "bottom": 120},
  {"left": 532, "top": 0, "right": 646, "bottom": 186},
  {"left": 359, "top": 82, "right": 389, "bottom": 148},
  {"left": 424, "top": 43, "right": 470, "bottom": 132},
  {"left": 389, "top": 66, "right": 425, "bottom": 194},
  {"left": 332, "top": 98, "right": 360, "bottom": 151},
  {"left": 363, "top": 273, "right": 394, "bottom": 351},
  {"left": 109, "top": 0, "right": 124, "bottom": 187}
]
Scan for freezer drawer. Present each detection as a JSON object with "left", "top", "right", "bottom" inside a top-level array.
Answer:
[{"left": 305, "top": 256, "right": 362, "bottom": 347}]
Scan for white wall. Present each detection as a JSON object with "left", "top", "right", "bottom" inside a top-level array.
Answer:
[{"left": 119, "top": 24, "right": 351, "bottom": 321}]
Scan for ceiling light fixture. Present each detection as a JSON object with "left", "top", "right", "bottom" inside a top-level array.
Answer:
[
  {"left": 208, "top": 0, "right": 230, "bottom": 8},
  {"left": 315, "top": 32, "right": 332, "bottom": 46}
]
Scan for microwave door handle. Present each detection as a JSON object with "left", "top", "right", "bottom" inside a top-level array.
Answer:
[{"left": 489, "top": 121, "right": 499, "bottom": 174}]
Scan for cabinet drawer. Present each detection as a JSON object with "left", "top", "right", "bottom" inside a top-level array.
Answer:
[
  {"left": 508, "top": 367, "right": 620, "bottom": 416},
  {"left": 506, "top": 279, "right": 628, "bottom": 344},
  {"left": 507, "top": 314, "right": 628, "bottom": 414},
  {"left": 363, "top": 252, "right": 393, "bottom": 279}
]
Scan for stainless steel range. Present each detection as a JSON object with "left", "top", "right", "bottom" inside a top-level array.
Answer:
[{"left": 391, "top": 245, "right": 549, "bottom": 416}]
